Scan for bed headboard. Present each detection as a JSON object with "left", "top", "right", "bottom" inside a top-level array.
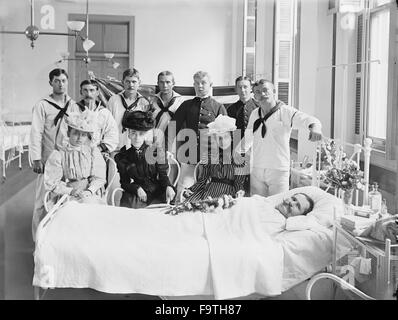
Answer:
[{"left": 311, "top": 137, "right": 373, "bottom": 206}]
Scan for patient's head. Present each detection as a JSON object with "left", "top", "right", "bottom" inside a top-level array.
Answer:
[{"left": 275, "top": 193, "right": 314, "bottom": 218}]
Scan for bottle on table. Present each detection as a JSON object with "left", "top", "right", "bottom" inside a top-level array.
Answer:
[{"left": 368, "top": 182, "right": 382, "bottom": 215}]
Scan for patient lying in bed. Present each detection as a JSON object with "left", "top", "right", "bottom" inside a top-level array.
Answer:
[
  {"left": 34, "top": 186, "right": 337, "bottom": 299},
  {"left": 238, "top": 192, "right": 323, "bottom": 237}
]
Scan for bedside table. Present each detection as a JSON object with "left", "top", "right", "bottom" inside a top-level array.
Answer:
[{"left": 332, "top": 220, "right": 398, "bottom": 300}]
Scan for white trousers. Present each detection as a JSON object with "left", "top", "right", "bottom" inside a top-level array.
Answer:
[
  {"left": 250, "top": 167, "right": 290, "bottom": 197},
  {"left": 32, "top": 173, "right": 45, "bottom": 241},
  {"left": 176, "top": 163, "right": 196, "bottom": 202}
]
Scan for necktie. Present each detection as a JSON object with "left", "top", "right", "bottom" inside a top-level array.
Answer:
[
  {"left": 252, "top": 104, "right": 281, "bottom": 138},
  {"left": 120, "top": 94, "right": 142, "bottom": 111},
  {"left": 155, "top": 96, "right": 177, "bottom": 124},
  {"left": 44, "top": 99, "right": 71, "bottom": 126},
  {"left": 77, "top": 100, "right": 101, "bottom": 112}
]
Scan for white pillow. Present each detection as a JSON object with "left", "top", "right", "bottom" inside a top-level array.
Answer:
[{"left": 264, "top": 186, "right": 343, "bottom": 228}]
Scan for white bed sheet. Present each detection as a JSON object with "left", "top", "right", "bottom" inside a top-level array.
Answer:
[{"left": 33, "top": 186, "right": 343, "bottom": 299}]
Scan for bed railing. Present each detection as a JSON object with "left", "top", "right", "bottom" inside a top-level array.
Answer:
[
  {"left": 35, "top": 194, "right": 69, "bottom": 245},
  {"left": 305, "top": 272, "right": 376, "bottom": 300},
  {"left": 311, "top": 137, "right": 373, "bottom": 207}
]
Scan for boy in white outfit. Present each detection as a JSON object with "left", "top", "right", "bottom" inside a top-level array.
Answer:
[
  {"left": 239, "top": 79, "right": 322, "bottom": 197},
  {"left": 30, "top": 68, "right": 79, "bottom": 239}
]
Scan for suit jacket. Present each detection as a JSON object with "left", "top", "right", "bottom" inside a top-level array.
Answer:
[{"left": 172, "top": 96, "right": 227, "bottom": 163}]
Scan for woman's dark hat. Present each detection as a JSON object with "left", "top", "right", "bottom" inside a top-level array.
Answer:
[{"left": 122, "top": 110, "right": 155, "bottom": 131}]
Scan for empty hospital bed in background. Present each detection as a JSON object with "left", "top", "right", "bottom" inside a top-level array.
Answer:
[{"left": 0, "top": 115, "right": 31, "bottom": 182}]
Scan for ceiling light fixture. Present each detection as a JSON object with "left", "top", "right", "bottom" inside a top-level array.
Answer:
[
  {"left": 54, "top": 0, "right": 117, "bottom": 69},
  {"left": 0, "top": 0, "right": 95, "bottom": 49}
]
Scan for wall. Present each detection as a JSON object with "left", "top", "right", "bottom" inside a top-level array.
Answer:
[
  {"left": 0, "top": 0, "right": 243, "bottom": 118},
  {"left": 297, "top": 0, "right": 333, "bottom": 162}
]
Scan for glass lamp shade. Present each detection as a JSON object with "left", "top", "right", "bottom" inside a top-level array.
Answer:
[
  {"left": 67, "top": 21, "right": 85, "bottom": 32},
  {"left": 104, "top": 53, "right": 114, "bottom": 59},
  {"left": 82, "top": 39, "right": 95, "bottom": 51}
]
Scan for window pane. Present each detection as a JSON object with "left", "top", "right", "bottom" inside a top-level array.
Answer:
[
  {"left": 246, "top": 19, "right": 255, "bottom": 47},
  {"left": 279, "top": 0, "right": 292, "bottom": 34},
  {"left": 245, "top": 52, "right": 255, "bottom": 79},
  {"left": 367, "top": 9, "right": 389, "bottom": 140},
  {"left": 278, "top": 40, "right": 291, "bottom": 79},
  {"left": 247, "top": 0, "right": 256, "bottom": 17},
  {"left": 104, "top": 24, "right": 128, "bottom": 53}
]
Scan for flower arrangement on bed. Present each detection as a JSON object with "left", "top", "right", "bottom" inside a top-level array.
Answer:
[{"left": 164, "top": 193, "right": 243, "bottom": 215}]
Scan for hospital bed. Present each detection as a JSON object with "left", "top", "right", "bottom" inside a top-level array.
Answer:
[
  {"left": 0, "top": 119, "right": 31, "bottom": 181},
  {"left": 32, "top": 138, "right": 380, "bottom": 300}
]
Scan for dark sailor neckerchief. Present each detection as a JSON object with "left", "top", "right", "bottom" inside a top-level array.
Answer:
[
  {"left": 43, "top": 98, "right": 71, "bottom": 126},
  {"left": 252, "top": 102, "right": 282, "bottom": 138},
  {"left": 119, "top": 93, "right": 143, "bottom": 111},
  {"left": 77, "top": 100, "right": 102, "bottom": 112},
  {"left": 155, "top": 95, "right": 177, "bottom": 124},
  {"left": 120, "top": 93, "right": 146, "bottom": 133}
]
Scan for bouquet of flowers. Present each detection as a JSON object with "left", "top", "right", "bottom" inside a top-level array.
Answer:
[
  {"left": 316, "top": 139, "right": 342, "bottom": 170},
  {"left": 164, "top": 194, "right": 238, "bottom": 215},
  {"left": 323, "top": 158, "right": 365, "bottom": 191}
]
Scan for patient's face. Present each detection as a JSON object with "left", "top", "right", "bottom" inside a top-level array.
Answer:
[{"left": 275, "top": 193, "right": 310, "bottom": 218}]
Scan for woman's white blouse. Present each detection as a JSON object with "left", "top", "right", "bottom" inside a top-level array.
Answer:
[{"left": 44, "top": 143, "right": 106, "bottom": 195}]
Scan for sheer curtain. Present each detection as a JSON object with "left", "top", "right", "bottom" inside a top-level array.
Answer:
[{"left": 367, "top": 9, "right": 389, "bottom": 141}]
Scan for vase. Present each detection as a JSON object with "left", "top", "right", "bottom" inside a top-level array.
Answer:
[{"left": 343, "top": 189, "right": 353, "bottom": 205}]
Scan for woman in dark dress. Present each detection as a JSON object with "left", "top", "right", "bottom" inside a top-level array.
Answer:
[
  {"left": 181, "top": 115, "right": 246, "bottom": 202},
  {"left": 114, "top": 111, "right": 175, "bottom": 208}
]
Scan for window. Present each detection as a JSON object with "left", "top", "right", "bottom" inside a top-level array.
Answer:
[
  {"left": 355, "top": 0, "right": 395, "bottom": 156},
  {"left": 273, "top": 0, "right": 299, "bottom": 106},
  {"left": 242, "top": 0, "right": 257, "bottom": 80},
  {"left": 366, "top": 7, "right": 389, "bottom": 148}
]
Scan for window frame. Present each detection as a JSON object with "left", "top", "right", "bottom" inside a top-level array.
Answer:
[{"left": 360, "top": 1, "right": 396, "bottom": 161}]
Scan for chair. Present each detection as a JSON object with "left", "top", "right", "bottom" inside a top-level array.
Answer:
[
  {"left": 111, "top": 151, "right": 180, "bottom": 207},
  {"left": 99, "top": 155, "right": 118, "bottom": 204},
  {"left": 180, "top": 160, "right": 203, "bottom": 203}
]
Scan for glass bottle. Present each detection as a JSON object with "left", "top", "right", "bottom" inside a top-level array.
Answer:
[
  {"left": 369, "top": 183, "right": 382, "bottom": 215},
  {"left": 381, "top": 198, "right": 388, "bottom": 216}
]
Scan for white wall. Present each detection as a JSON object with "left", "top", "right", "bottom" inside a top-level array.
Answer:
[
  {"left": 0, "top": 0, "right": 243, "bottom": 118},
  {"left": 297, "top": 0, "right": 333, "bottom": 161}
]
